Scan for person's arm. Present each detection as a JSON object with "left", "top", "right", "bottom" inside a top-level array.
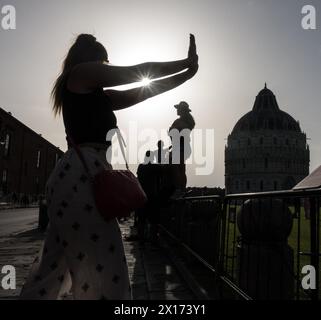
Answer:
[
  {"left": 104, "top": 66, "right": 198, "bottom": 110},
  {"left": 67, "top": 34, "right": 197, "bottom": 93},
  {"left": 67, "top": 59, "right": 191, "bottom": 93}
]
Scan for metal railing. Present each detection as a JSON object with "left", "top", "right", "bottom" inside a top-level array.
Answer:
[{"left": 159, "top": 189, "right": 321, "bottom": 300}]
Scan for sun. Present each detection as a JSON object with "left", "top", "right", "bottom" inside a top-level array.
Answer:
[{"left": 141, "top": 77, "right": 151, "bottom": 87}]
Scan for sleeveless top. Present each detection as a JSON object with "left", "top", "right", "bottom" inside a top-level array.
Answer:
[{"left": 62, "top": 86, "right": 117, "bottom": 149}]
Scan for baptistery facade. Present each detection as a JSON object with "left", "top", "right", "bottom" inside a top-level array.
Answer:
[{"left": 225, "top": 85, "right": 310, "bottom": 194}]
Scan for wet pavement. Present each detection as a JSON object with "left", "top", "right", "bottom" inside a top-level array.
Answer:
[{"left": 0, "top": 210, "right": 195, "bottom": 300}]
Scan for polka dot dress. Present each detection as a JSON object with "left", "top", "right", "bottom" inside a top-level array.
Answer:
[{"left": 20, "top": 146, "right": 132, "bottom": 300}]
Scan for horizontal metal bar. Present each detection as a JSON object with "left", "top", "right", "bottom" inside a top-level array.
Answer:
[
  {"left": 225, "top": 188, "right": 321, "bottom": 199},
  {"left": 175, "top": 195, "right": 221, "bottom": 201},
  {"left": 173, "top": 188, "right": 321, "bottom": 203},
  {"left": 299, "top": 252, "right": 321, "bottom": 257}
]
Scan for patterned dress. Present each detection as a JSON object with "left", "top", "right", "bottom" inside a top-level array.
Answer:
[{"left": 20, "top": 146, "right": 132, "bottom": 300}]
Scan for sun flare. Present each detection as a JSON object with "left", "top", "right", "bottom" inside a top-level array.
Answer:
[{"left": 141, "top": 77, "right": 151, "bottom": 86}]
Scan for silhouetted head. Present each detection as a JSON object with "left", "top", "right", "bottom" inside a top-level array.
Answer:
[
  {"left": 144, "top": 150, "right": 152, "bottom": 164},
  {"left": 52, "top": 34, "right": 108, "bottom": 116},
  {"left": 174, "top": 101, "right": 191, "bottom": 116},
  {"left": 145, "top": 150, "right": 151, "bottom": 158}
]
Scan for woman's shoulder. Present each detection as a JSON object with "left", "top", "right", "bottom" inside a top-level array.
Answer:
[
  {"left": 64, "top": 75, "right": 100, "bottom": 97},
  {"left": 66, "top": 62, "right": 104, "bottom": 94}
]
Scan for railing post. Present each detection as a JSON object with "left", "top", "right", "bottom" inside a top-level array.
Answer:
[
  {"left": 309, "top": 196, "right": 319, "bottom": 300},
  {"left": 217, "top": 197, "right": 227, "bottom": 299}
]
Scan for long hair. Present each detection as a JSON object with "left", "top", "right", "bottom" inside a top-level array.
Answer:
[{"left": 51, "top": 34, "right": 108, "bottom": 116}]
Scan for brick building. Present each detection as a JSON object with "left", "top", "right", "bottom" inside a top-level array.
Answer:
[{"left": 0, "top": 107, "right": 64, "bottom": 201}]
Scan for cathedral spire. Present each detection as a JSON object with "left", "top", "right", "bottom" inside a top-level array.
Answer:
[{"left": 264, "top": 82, "right": 267, "bottom": 89}]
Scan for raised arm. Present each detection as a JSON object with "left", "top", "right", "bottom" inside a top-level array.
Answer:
[
  {"left": 105, "top": 63, "right": 198, "bottom": 110},
  {"left": 67, "top": 59, "right": 190, "bottom": 93},
  {"left": 67, "top": 34, "right": 197, "bottom": 94}
]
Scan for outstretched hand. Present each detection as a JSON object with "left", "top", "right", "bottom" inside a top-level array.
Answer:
[
  {"left": 188, "top": 34, "right": 197, "bottom": 61},
  {"left": 186, "top": 61, "right": 199, "bottom": 79},
  {"left": 187, "top": 34, "right": 198, "bottom": 78}
]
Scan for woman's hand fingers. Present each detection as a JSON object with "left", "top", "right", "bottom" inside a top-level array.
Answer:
[
  {"left": 189, "top": 34, "right": 195, "bottom": 49},
  {"left": 188, "top": 34, "right": 197, "bottom": 57},
  {"left": 188, "top": 34, "right": 197, "bottom": 67}
]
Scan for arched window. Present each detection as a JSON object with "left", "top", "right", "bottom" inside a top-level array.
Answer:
[
  {"left": 273, "top": 137, "right": 277, "bottom": 145},
  {"left": 2, "top": 169, "right": 7, "bottom": 183},
  {"left": 260, "top": 137, "right": 264, "bottom": 145},
  {"left": 36, "top": 150, "right": 41, "bottom": 169},
  {"left": 246, "top": 180, "right": 251, "bottom": 190},
  {"left": 2, "top": 169, "right": 8, "bottom": 194},
  {"left": 260, "top": 180, "right": 264, "bottom": 191},
  {"left": 4, "top": 133, "right": 11, "bottom": 157}
]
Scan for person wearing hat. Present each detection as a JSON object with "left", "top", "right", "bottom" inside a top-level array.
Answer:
[
  {"left": 168, "top": 101, "right": 195, "bottom": 190},
  {"left": 170, "top": 101, "right": 195, "bottom": 131}
]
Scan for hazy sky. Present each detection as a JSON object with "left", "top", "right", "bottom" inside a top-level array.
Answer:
[{"left": 1, "top": 0, "right": 321, "bottom": 187}]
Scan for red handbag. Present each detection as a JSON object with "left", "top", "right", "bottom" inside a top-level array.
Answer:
[{"left": 68, "top": 128, "right": 147, "bottom": 222}]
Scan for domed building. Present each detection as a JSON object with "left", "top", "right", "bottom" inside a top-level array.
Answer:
[{"left": 225, "top": 85, "right": 310, "bottom": 194}]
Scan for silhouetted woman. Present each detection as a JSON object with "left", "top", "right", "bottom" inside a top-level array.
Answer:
[{"left": 20, "top": 33, "right": 198, "bottom": 300}]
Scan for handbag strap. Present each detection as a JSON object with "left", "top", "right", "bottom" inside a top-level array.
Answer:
[
  {"left": 66, "top": 127, "right": 129, "bottom": 176},
  {"left": 115, "top": 128, "right": 129, "bottom": 170},
  {"left": 66, "top": 133, "right": 94, "bottom": 180}
]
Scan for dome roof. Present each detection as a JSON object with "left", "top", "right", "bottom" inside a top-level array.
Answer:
[{"left": 231, "top": 84, "right": 302, "bottom": 134}]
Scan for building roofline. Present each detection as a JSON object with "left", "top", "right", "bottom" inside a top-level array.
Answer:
[{"left": 0, "top": 107, "right": 63, "bottom": 153}]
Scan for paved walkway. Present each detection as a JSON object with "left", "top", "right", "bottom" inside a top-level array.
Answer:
[{"left": 0, "top": 218, "right": 195, "bottom": 300}]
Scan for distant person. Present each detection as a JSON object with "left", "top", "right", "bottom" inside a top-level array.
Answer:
[
  {"left": 134, "top": 150, "right": 154, "bottom": 243},
  {"left": 137, "top": 151, "right": 154, "bottom": 183},
  {"left": 20, "top": 33, "right": 198, "bottom": 300},
  {"left": 21, "top": 194, "right": 29, "bottom": 207},
  {"left": 140, "top": 150, "right": 174, "bottom": 246},
  {"left": 168, "top": 101, "right": 195, "bottom": 189},
  {"left": 125, "top": 150, "right": 153, "bottom": 240}
]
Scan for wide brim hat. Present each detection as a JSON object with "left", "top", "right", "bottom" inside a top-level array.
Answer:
[{"left": 174, "top": 101, "right": 191, "bottom": 112}]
